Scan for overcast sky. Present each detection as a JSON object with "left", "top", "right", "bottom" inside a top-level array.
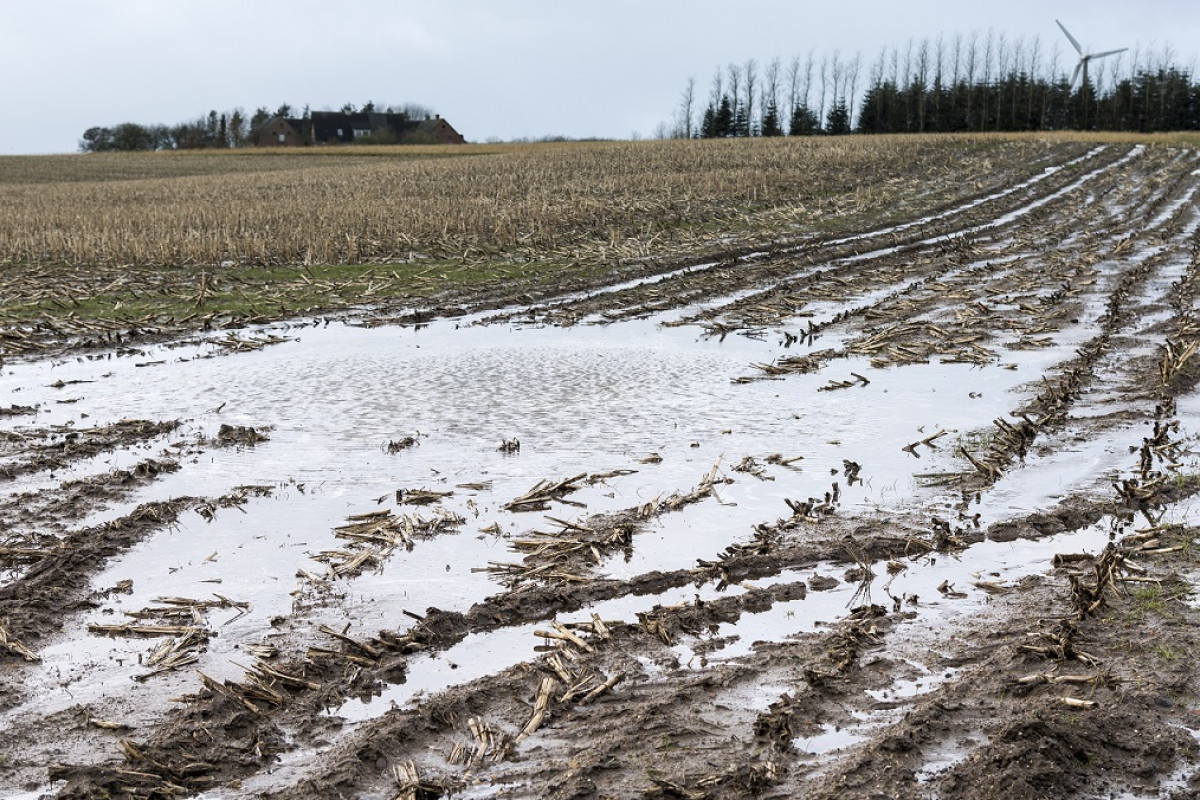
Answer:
[{"left": 2, "top": 1, "right": 1198, "bottom": 154}]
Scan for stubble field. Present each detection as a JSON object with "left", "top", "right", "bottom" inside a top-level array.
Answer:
[{"left": 3, "top": 134, "right": 1200, "bottom": 799}]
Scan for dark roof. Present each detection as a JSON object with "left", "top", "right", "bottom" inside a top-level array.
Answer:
[{"left": 296, "top": 112, "right": 464, "bottom": 143}]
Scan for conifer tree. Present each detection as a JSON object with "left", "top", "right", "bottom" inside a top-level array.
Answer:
[
  {"left": 789, "top": 104, "right": 820, "bottom": 135},
  {"left": 761, "top": 101, "right": 784, "bottom": 136},
  {"left": 714, "top": 96, "right": 735, "bottom": 137},
  {"left": 826, "top": 101, "right": 851, "bottom": 134}
]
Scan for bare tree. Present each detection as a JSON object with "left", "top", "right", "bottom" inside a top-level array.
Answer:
[
  {"left": 899, "top": 38, "right": 914, "bottom": 128},
  {"left": 847, "top": 52, "right": 863, "bottom": 128},
  {"left": 951, "top": 33, "right": 963, "bottom": 86},
  {"left": 934, "top": 34, "right": 946, "bottom": 86},
  {"left": 1158, "top": 42, "right": 1177, "bottom": 74},
  {"left": 1026, "top": 35, "right": 1042, "bottom": 127},
  {"left": 933, "top": 34, "right": 946, "bottom": 129},
  {"left": 993, "top": 32, "right": 1010, "bottom": 130},
  {"left": 830, "top": 50, "right": 842, "bottom": 100},
  {"left": 817, "top": 53, "right": 829, "bottom": 127},
  {"left": 1012, "top": 34, "right": 1025, "bottom": 78},
  {"left": 864, "top": 47, "right": 889, "bottom": 132},
  {"left": 981, "top": 29, "right": 995, "bottom": 130},
  {"left": 965, "top": 31, "right": 979, "bottom": 130},
  {"left": 915, "top": 37, "right": 930, "bottom": 131},
  {"left": 764, "top": 57, "right": 781, "bottom": 113},
  {"left": 1126, "top": 42, "right": 1142, "bottom": 83},
  {"left": 1099, "top": 51, "right": 1123, "bottom": 118},
  {"left": 787, "top": 55, "right": 802, "bottom": 118},
  {"left": 743, "top": 58, "right": 758, "bottom": 135},
  {"left": 1154, "top": 43, "right": 1179, "bottom": 124},
  {"left": 916, "top": 38, "right": 930, "bottom": 87},
  {"left": 869, "top": 47, "right": 887, "bottom": 87},
  {"left": 801, "top": 49, "right": 815, "bottom": 113},
  {"left": 827, "top": 50, "right": 846, "bottom": 132},
  {"left": 1045, "top": 42, "right": 1062, "bottom": 128},
  {"left": 1050, "top": 41, "right": 1064, "bottom": 83},
  {"left": 949, "top": 32, "right": 964, "bottom": 126},
  {"left": 727, "top": 62, "right": 743, "bottom": 129},
  {"left": 678, "top": 76, "right": 696, "bottom": 138}
]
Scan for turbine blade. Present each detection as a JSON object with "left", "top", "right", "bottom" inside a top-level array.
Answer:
[
  {"left": 1057, "top": 19, "right": 1084, "bottom": 55},
  {"left": 1070, "top": 61, "right": 1083, "bottom": 87},
  {"left": 1089, "top": 48, "right": 1128, "bottom": 60}
]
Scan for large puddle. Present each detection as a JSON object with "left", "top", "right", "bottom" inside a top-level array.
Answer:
[
  {"left": 212, "top": 519, "right": 1134, "bottom": 797},
  {"left": 0, "top": 264, "right": 1185, "bottom": 730}
]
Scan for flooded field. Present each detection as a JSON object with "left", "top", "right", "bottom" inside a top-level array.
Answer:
[{"left": 4, "top": 142, "right": 1200, "bottom": 799}]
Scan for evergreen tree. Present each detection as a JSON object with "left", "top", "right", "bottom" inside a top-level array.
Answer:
[
  {"left": 856, "top": 83, "right": 895, "bottom": 132},
  {"left": 761, "top": 101, "right": 784, "bottom": 136},
  {"left": 789, "top": 104, "right": 820, "bottom": 135},
  {"left": 732, "top": 100, "right": 749, "bottom": 137},
  {"left": 826, "top": 101, "right": 851, "bottom": 134},
  {"left": 714, "top": 96, "right": 735, "bottom": 137},
  {"left": 229, "top": 109, "right": 245, "bottom": 147}
]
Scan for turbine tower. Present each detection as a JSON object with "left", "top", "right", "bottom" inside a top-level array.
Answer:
[{"left": 1056, "top": 19, "right": 1128, "bottom": 90}]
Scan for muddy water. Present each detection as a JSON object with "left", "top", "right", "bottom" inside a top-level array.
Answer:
[
  {"left": 684, "top": 524, "right": 1118, "bottom": 667},
  {"left": 337, "top": 577, "right": 753, "bottom": 723},
  {"left": 0, "top": 280, "right": 1156, "bottom": 730},
  {"left": 220, "top": 521, "right": 1126, "bottom": 797}
]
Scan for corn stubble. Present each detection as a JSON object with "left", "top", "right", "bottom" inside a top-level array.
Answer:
[
  {"left": 0, "top": 136, "right": 1074, "bottom": 271},
  {"left": 0, "top": 136, "right": 1089, "bottom": 353}
]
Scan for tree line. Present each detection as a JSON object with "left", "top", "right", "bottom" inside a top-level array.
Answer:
[
  {"left": 666, "top": 31, "right": 1200, "bottom": 138},
  {"left": 79, "top": 101, "right": 435, "bottom": 152}
]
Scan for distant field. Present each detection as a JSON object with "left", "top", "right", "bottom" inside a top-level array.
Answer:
[
  {"left": 0, "top": 133, "right": 1191, "bottom": 344},
  {"left": 0, "top": 135, "right": 1097, "bottom": 267}
]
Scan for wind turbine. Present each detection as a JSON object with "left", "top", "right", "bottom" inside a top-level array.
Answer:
[{"left": 1056, "top": 19, "right": 1128, "bottom": 90}]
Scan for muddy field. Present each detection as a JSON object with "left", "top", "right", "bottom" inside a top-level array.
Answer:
[{"left": 4, "top": 141, "right": 1200, "bottom": 799}]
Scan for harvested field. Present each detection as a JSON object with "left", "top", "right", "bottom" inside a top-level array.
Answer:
[{"left": 4, "top": 136, "right": 1200, "bottom": 799}]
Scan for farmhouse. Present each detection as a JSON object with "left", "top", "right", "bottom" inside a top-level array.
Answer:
[
  {"left": 255, "top": 117, "right": 306, "bottom": 147},
  {"left": 256, "top": 112, "right": 466, "bottom": 146}
]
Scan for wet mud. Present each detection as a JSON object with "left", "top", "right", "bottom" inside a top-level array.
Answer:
[{"left": 4, "top": 143, "right": 1200, "bottom": 799}]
